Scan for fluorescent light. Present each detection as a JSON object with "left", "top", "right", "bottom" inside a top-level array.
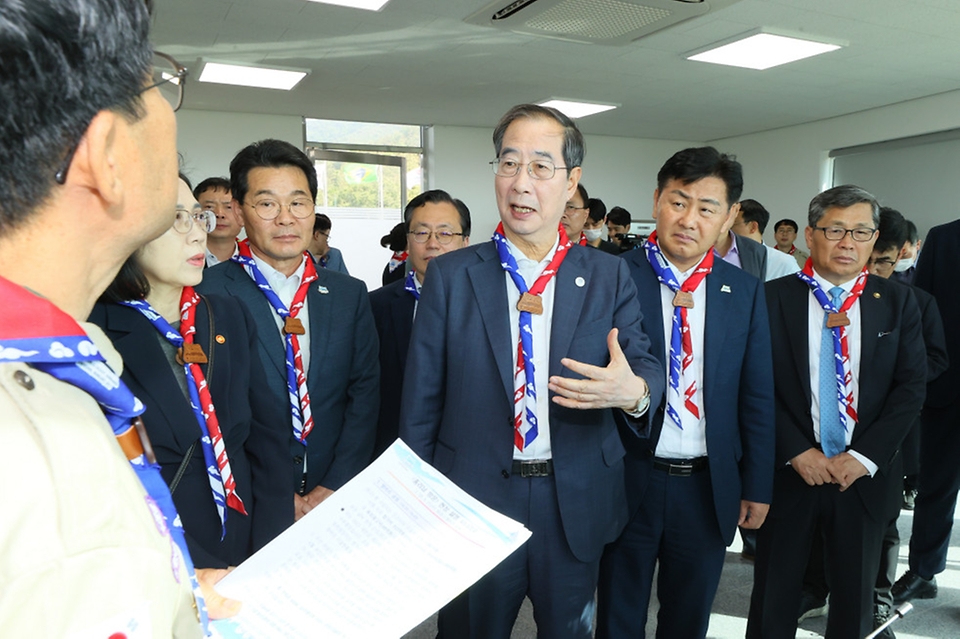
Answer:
[
  {"left": 537, "top": 99, "right": 617, "bottom": 119},
  {"left": 688, "top": 33, "right": 840, "bottom": 70},
  {"left": 305, "top": 0, "right": 391, "bottom": 10},
  {"left": 199, "top": 62, "right": 308, "bottom": 91}
]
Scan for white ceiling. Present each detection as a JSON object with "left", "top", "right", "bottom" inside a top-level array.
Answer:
[{"left": 152, "top": 0, "right": 960, "bottom": 141}]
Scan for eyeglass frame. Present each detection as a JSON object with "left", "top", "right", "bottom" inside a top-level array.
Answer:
[
  {"left": 812, "top": 226, "right": 878, "bottom": 242},
  {"left": 490, "top": 157, "right": 569, "bottom": 181},
  {"left": 407, "top": 229, "right": 464, "bottom": 245},
  {"left": 244, "top": 197, "right": 317, "bottom": 221},
  {"left": 54, "top": 51, "right": 188, "bottom": 185},
  {"left": 173, "top": 208, "right": 216, "bottom": 234},
  {"left": 867, "top": 255, "right": 898, "bottom": 268}
]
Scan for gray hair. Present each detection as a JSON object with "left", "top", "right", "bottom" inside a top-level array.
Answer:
[
  {"left": 808, "top": 184, "right": 880, "bottom": 228},
  {"left": 492, "top": 104, "right": 585, "bottom": 172}
]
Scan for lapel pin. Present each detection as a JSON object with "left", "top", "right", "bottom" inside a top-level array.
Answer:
[
  {"left": 215, "top": 335, "right": 226, "bottom": 344},
  {"left": 720, "top": 284, "right": 732, "bottom": 293},
  {"left": 873, "top": 292, "right": 881, "bottom": 298},
  {"left": 317, "top": 285, "right": 329, "bottom": 294},
  {"left": 575, "top": 276, "right": 585, "bottom": 288}
]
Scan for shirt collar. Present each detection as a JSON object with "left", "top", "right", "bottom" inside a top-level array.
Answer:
[{"left": 252, "top": 252, "right": 307, "bottom": 288}]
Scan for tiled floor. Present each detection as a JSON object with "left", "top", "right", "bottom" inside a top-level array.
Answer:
[{"left": 404, "top": 503, "right": 960, "bottom": 638}]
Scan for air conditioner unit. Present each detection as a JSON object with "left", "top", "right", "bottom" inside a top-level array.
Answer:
[{"left": 465, "top": 0, "right": 741, "bottom": 46}]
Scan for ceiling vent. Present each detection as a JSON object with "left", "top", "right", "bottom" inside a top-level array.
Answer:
[{"left": 465, "top": 0, "right": 741, "bottom": 46}]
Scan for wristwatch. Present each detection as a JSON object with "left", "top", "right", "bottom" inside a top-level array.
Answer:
[{"left": 624, "top": 386, "right": 651, "bottom": 418}]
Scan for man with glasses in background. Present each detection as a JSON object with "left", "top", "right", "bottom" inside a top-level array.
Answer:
[
  {"left": 747, "top": 185, "right": 926, "bottom": 639},
  {"left": 400, "top": 104, "right": 662, "bottom": 638},
  {"left": 0, "top": 0, "right": 230, "bottom": 635},
  {"left": 198, "top": 139, "right": 379, "bottom": 523},
  {"left": 369, "top": 189, "right": 470, "bottom": 459}
]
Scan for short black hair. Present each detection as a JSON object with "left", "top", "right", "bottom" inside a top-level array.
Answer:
[
  {"left": 607, "top": 206, "right": 631, "bottom": 227},
  {"left": 193, "top": 177, "right": 231, "bottom": 200},
  {"left": 230, "top": 139, "right": 317, "bottom": 206},
  {"left": 0, "top": 0, "right": 154, "bottom": 236},
  {"left": 774, "top": 218, "right": 799, "bottom": 234},
  {"left": 738, "top": 199, "right": 770, "bottom": 234},
  {"left": 493, "top": 104, "right": 585, "bottom": 172},
  {"left": 314, "top": 213, "right": 331, "bottom": 234},
  {"left": 587, "top": 197, "right": 607, "bottom": 223},
  {"left": 380, "top": 222, "right": 406, "bottom": 252},
  {"left": 574, "top": 183, "right": 589, "bottom": 205},
  {"left": 905, "top": 219, "right": 919, "bottom": 244},
  {"left": 402, "top": 189, "right": 471, "bottom": 238},
  {"left": 875, "top": 207, "right": 908, "bottom": 255},
  {"left": 657, "top": 146, "right": 743, "bottom": 206}
]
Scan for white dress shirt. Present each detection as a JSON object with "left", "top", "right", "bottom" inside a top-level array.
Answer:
[
  {"left": 655, "top": 254, "right": 709, "bottom": 459},
  {"left": 806, "top": 269, "right": 876, "bottom": 476},
  {"left": 504, "top": 236, "right": 558, "bottom": 461},
  {"left": 205, "top": 244, "right": 239, "bottom": 268},
  {"left": 763, "top": 243, "right": 801, "bottom": 280}
]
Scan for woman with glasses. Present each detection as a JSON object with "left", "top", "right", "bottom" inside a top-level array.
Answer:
[{"left": 89, "top": 174, "right": 292, "bottom": 569}]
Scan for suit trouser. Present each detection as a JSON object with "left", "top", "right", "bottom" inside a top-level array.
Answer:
[
  {"left": 747, "top": 469, "right": 885, "bottom": 639},
  {"left": 437, "top": 473, "right": 598, "bottom": 639},
  {"left": 909, "top": 403, "right": 960, "bottom": 578},
  {"left": 596, "top": 463, "right": 726, "bottom": 639}
]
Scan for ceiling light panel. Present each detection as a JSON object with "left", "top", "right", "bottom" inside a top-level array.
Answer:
[
  {"left": 305, "top": 0, "right": 391, "bottom": 10},
  {"left": 199, "top": 62, "right": 308, "bottom": 90},
  {"left": 538, "top": 99, "right": 617, "bottom": 118},
  {"left": 688, "top": 33, "right": 841, "bottom": 70}
]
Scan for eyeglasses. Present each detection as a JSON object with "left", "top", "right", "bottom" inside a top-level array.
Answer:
[
  {"left": 814, "top": 226, "right": 877, "bottom": 242},
  {"left": 563, "top": 204, "right": 588, "bottom": 215},
  {"left": 408, "top": 229, "right": 464, "bottom": 245},
  {"left": 54, "top": 51, "right": 188, "bottom": 185},
  {"left": 174, "top": 208, "right": 216, "bottom": 234},
  {"left": 868, "top": 256, "right": 897, "bottom": 268},
  {"left": 490, "top": 157, "right": 567, "bottom": 181},
  {"left": 144, "top": 52, "right": 188, "bottom": 112},
  {"left": 246, "top": 198, "right": 316, "bottom": 221}
]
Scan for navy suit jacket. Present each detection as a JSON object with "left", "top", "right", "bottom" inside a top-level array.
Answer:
[
  {"left": 369, "top": 278, "right": 416, "bottom": 459},
  {"left": 198, "top": 260, "right": 380, "bottom": 494},
  {"left": 765, "top": 274, "right": 926, "bottom": 521},
  {"left": 89, "top": 295, "right": 292, "bottom": 568},
  {"left": 620, "top": 251, "right": 776, "bottom": 545},
  {"left": 399, "top": 241, "right": 664, "bottom": 563}
]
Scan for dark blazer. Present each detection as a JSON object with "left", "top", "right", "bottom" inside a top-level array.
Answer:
[
  {"left": 399, "top": 241, "right": 664, "bottom": 563},
  {"left": 198, "top": 261, "right": 380, "bottom": 494},
  {"left": 735, "top": 234, "right": 768, "bottom": 281},
  {"left": 765, "top": 274, "right": 926, "bottom": 521},
  {"left": 620, "top": 252, "right": 776, "bottom": 544},
  {"left": 915, "top": 219, "right": 960, "bottom": 408},
  {"left": 89, "top": 295, "right": 292, "bottom": 568},
  {"left": 369, "top": 278, "right": 416, "bottom": 459},
  {"left": 906, "top": 285, "right": 949, "bottom": 384},
  {"left": 589, "top": 239, "right": 621, "bottom": 256}
]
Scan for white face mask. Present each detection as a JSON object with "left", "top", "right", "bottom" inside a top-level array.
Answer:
[
  {"left": 894, "top": 256, "right": 915, "bottom": 272},
  {"left": 583, "top": 228, "right": 603, "bottom": 242}
]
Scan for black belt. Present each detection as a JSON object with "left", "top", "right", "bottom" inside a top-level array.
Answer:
[
  {"left": 512, "top": 459, "right": 553, "bottom": 477},
  {"left": 653, "top": 456, "right": 709, "bottom": 476}
]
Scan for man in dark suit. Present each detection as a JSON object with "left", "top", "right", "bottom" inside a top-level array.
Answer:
[
  {"left": 596, "top": 146, "right": 775, "bottom": 639},
  {"left": 198, "top": 139, "right": 379, "bottom": 521},
  {"left": 891, "top": 217, "right": 960, "bottom": 605},
  {"left": 399, "top": 104, "right": 663, "bottom": 638},
  {"left": 714, "top": 209, "right": 768, "bottom": 280},
  {"left": 747, "top": 185, "right": 926, "bottom": 639},
  {"left": 369, "top": 189, "right": 471, "bottom": 459}
]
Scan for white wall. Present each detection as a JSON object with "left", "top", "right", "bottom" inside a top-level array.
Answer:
[
  {"left": 710, "top": 88, "right": 960, "bottom": 245},
  {"left": 428, "top": 124, "right": 700, "bottom": 239},
  {"left": 176, "top": 109, "right": 303, "bottom": 184}
]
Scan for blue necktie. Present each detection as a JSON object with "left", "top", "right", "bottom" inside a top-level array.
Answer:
[{"left": 819, "top": 286, "right": 846, "bottom": 457}]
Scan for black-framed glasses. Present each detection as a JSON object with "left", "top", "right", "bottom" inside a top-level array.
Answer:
[
  {"left": 814, "top": 226, "right": 877, "bottom": 242},
  {"left": 408, "top": 229, "right": 464, "bottom": 245},
  {"left": 54, "top": 51, "right": 188, "bottom": 185},
  {"left": 563, "top": 204, "right": 588, "bottom": 215},
  {"left": 490, "top": 157, "right": 567, "bottom": 181},
  {"left": 867, "top": 256, "right": 897, "bottom": 269},
  {"left": 173, "top": 209, "right": 216, "bottom": 234}
]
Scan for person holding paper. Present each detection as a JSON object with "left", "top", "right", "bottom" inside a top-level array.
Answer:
[
  {"left": 91, "top": 175, "right": 293, "bottom": 569},
  {"left": 400, "top": 103, "right": 664, "bottom": 639}
]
